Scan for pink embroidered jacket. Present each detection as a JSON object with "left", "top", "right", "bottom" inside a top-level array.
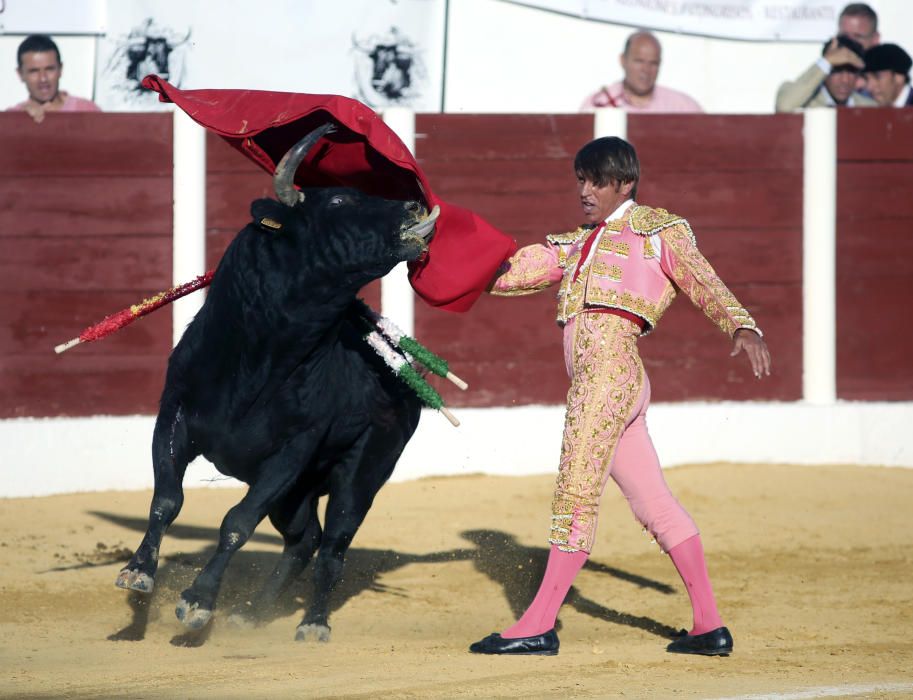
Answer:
[{"left": 490, "top": 204, "right": 760, "bottom": 337}]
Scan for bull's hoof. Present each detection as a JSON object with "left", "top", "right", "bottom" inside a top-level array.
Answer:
[
  {"left": 175, "top": 597, "right": 213, "bottom": 629},
  {"left": 295, "top": 623, "right": 331, "bottom": 642},
  {"left": 115, "top": 568, "right": 154, "bottom": 594}
]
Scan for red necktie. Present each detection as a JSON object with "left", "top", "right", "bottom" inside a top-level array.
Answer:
[{"left": 572, "top": 222, "right": 605, "bottom": 282}]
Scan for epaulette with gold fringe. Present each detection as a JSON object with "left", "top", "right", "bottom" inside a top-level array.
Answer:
[
  {"left": 546, "top": 226, "right": 590, "bottom": 246},
  {"left": 629, "top": 205, "right": 697, "bottom": 246}
]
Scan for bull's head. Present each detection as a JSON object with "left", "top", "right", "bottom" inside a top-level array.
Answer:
[{"left": 264, "top": 123, "right": 440, "bottom": 282}]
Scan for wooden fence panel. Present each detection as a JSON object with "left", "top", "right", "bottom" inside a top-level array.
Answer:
[
  {"left": 837, "top": 109, "right": 913, "bottom": 400},
  {"left": 0, "top": 113, "right": 173, "bottom": 418}
]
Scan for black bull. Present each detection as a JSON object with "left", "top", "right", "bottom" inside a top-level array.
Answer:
[{"left": 115, "top": 123, "right": 440, "bottom": 640}]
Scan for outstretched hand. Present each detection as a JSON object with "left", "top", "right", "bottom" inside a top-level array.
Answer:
[{"left": 731, "top": 329, "right": 771, "bottom": 379}]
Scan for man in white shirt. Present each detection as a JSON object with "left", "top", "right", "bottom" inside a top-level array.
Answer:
[{"left": 864, "top": 44, "right": 913, "bottom": 107}]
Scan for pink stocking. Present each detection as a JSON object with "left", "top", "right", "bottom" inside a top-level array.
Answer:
[
  {"left": 502, "top": 545, "right": 588, "bottom": 638},
  {"left": 668, "top": 534, "right": 723, "bottom": 635}
]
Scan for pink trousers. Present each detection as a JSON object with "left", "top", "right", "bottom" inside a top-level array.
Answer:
[{"left": 549, "top": 312, "right": 699, "bottom": 554}]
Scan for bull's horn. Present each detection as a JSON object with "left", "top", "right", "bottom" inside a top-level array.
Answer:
[
  {"left": 273, "top": 122, "right": 337, "bottom": 207},
  {"left": 405, "top": 204, "right": 441, "bottom": 240}
]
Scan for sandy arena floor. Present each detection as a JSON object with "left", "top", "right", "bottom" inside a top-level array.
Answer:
[{"left": 1, "top": 463, "right": 912, "bottom": 699}]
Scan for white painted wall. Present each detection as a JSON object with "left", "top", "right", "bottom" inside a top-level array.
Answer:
[
  {"left": 2, "top": 1, "right": 912, "bottom": 113},
  {"left": 3, "top": 402, "right": 911, "bottom": 498},
  {"left": 444, "top": 0, "right": 913, "bottom": 113}
]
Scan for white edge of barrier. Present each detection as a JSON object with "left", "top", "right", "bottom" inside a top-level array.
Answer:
[
  {"left": 172, "top": 109, "right": 207, "bottom": 348},
  {"left": 802, "top": 108, "right": 837, "bottom": 404},
  {"left": 379, "top": 107, "right": 417, "bottom": 336},
  {"left": 2, "top": 402, "right": 911, "bottom": 498}
]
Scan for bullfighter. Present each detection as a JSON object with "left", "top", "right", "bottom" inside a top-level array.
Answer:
[{"left": 469, "top": 136, "right": 771, "bottom": 657}]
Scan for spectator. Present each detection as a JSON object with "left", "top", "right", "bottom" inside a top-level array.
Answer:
[
  {"left": 579, "top": 31, "right": 702, "bottom": 113},
  {"left": 864, "top": 44, "right": 913, "bottom": 107},
  {"left": 8, "top": 34, "right": 101, "bottom": 124},
  {"left": 775, "top": 35, "right": 876, "bottom": 111},
  {"left": 838, "top": 3, "right": 879, "bottom": 51}
]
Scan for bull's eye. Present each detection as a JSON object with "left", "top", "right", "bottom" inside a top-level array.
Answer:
[{"left": 329, "top": 195, "right": 345, "bottom": 207}]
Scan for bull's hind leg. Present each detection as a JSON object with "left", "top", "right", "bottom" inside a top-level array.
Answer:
[
  {"left": 176, "top": 442, "right": 317, "bottom": 629},
  {"left": 116, "top": 404, "right": 193, "bottom": 594},
  {"left": 233, "top": 493, "right": 323, "bottom": 625},
  {"left": 297, "top": 411, "right": 419, "bottom": 642}
]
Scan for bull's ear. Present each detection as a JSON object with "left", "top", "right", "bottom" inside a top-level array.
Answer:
[{"left": 250, "top": 198, "right": 288, "bottom": 233}]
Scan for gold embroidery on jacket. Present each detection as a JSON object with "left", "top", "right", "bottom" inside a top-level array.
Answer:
[
  {"left": 591, "top": 262, "right": 623, "bottom": 281},
  {"left": 489, "top": 245, "right": 560, "bottom": 297},
  {"left": 659, "top": 224, "right": 759, "bottom": 337},
  {"left": 546, "top": 226, "right": 588, "bottom": 267},
  {"left": 643, "top": 236, "right": 656, "bottom": 259},
  {"left": 630, "top": 205, "right": 697, "bottom": 246},
  {"left": 596, "top": 238, "right": 630, "bottom": 258}
]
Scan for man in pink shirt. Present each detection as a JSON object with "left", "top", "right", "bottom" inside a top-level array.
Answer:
[
  {"left": 580, "top": 31, "right": 702, "bottom": 113},
  {"left": 8, "top": 34, "right": 101, "bottom": 124}
]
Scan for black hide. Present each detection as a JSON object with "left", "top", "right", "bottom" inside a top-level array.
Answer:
[{"left": 115, "top": 187, "right": 427, "bottom": 641}]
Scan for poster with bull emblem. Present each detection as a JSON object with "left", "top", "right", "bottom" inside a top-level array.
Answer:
[{"left": 94, "top": 0, "right": 445, "bottom": 112}]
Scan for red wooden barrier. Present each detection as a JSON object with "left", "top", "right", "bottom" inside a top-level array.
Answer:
[
  {"left": 0, "top": 111, "right": 908, "bottom": 419},
  {"left": 0, "top": 113, "right": 173, "bottom": 418},
  {"left": 836, "top": 109, "right": 913, "bottom": 400}
]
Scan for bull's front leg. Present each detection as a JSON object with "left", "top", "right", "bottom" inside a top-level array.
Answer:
[
  {"left": 116, "top": 405, "right": 191, "bottom": 594},
  {"left": 176, "top": 442, "right": 314, "bottom": 629}
]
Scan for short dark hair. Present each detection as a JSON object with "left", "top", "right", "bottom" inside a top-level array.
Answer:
[
  {"left": 574, "top": 137, "right": 640, "bottom": 200},
  {"left": 17, "top": 34, "right": 61, "bottom": 68},
  {"left": 839, "top": 3, "right": 878, "bottom": 32}
]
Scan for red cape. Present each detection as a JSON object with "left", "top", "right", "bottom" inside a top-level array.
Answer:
[{"left": 143, "top": 76, "right": 516, "bottom": 312}]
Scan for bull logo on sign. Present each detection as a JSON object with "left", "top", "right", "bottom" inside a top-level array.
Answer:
[
  {"left": 352, "top": 27, "right": 426, "bottom": 108},
  {"left": 104, "top": 18, "right": 190, "bottom": 103}
]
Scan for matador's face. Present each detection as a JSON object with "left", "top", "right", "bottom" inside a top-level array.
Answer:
[{"left": 576, "top": 176, "right": 632, "bottom": 225}]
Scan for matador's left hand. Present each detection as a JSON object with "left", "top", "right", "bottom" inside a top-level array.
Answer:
[{"left": 731, "top": 329, "right": 771, "bottom": 379}]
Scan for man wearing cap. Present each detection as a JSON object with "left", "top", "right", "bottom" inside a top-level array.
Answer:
[
  {"left": 864, "top": 44, "right": 913, "bottom": 107},
  {"left": 776, "top": 35, "right": 877, "bottom": 111}
]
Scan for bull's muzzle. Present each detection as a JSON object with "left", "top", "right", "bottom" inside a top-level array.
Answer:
[{"left": 402, "top": 204, "right": 440, "bottom": 245}]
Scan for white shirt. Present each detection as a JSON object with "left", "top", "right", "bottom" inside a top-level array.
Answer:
[{"left": 894, "top": 84, "right": 912, "bottom": 107}]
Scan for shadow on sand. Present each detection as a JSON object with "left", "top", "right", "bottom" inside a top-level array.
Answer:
[{"left": 77, "top": 511, "right": 679, "bottom": 645}]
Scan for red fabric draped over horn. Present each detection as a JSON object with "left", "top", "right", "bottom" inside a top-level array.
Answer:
[{"left": 142, "top": 76, "right": 517, "bottom": 312}]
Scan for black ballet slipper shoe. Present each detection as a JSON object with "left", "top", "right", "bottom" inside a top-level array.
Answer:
[
  {"left": 666, "top": 626, "right": 733, "bottom": 656},
  {"left": 469, "top": 629, "right": 560, "bottom": 656}
]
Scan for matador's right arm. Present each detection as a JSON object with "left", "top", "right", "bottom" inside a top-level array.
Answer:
[{"left": 488, "top": 243, "right": 564, "bottom": 296}]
